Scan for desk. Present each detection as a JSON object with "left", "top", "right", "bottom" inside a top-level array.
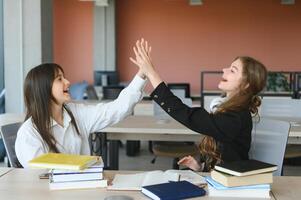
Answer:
[
  {"left": 4, "top": 167, "right": 301, "bottom": 200},
  {"left": 100, "top": 115, "right": 301, "bottom": 170},
  {"left": 0, "top": 167, "right": 12, "bottom": 177},
  {"left": 101, "top": 116, "right": 203, "bottom": 170},
  {"left": 134, "top": 100, "right": 201, "bottom": 116},
  {"left": 264, "top": 116, "right": 301, "bottom": 144}
]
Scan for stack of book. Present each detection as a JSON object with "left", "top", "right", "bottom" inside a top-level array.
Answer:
[
  {"left": 206, "top": 159, "right": 277, "bottom": 199},
  {"left": 29, "top": 153, "right": 107, "bottom": 190}
]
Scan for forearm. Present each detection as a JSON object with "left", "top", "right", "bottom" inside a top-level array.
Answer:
[
  {"left": 136, "top": 69, "right": 146, "bottom": 80},
  {"left": 147, "top": 70, "right": 163, "bottom": 89}
]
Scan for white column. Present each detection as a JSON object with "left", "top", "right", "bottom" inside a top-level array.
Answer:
[
  {"left": 3, "top": 0, "right": 42, "bottom": 113},
  {"left": 93, "top": 0, "right": 116, "bottom": 71}
]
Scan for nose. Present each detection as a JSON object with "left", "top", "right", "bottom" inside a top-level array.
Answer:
[
  {"left": 222, "top": 68, "right": 228, "bottom": 74},
  {"left": 223, "top": 67, "right": 231, "bottom": 73},
  {"left": 64, "top": 78, "right": 70, "bottom": 86}
]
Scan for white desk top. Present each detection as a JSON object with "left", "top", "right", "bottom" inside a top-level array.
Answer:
[
  {"left": 0, "top": 167, "right": 12, "bottom": 177},
  {"left": 103, "top": 116, "right": 198, "bottom": 134},
  {"left": 102, "top": 116, "right": 203, "bottom": 142},
  {"left": 4, "top": 168, "right": 297, "bottom": 200},
  {"left": 265, "top": 116, "right": 301, "bottom": 137}
]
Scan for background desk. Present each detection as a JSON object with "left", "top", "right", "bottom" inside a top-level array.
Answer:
[
  {"left": 264, "top": 116, "right": 301, "bottom": 144},
  {"left": 0, "top": 167, "right": 12, "bottom": 177},
  {"left": 3, "top": 167, "right": 301, "bottom": 200},
  {"left": 101, "top": 115, "right": 203, "bottom": 170},
  {"left": 100, "top": 115, "right": 301, "bottom": 170}
]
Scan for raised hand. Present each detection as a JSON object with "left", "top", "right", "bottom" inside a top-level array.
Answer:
[
  {"left": 130, "top": 38, "right": 153, "bottom": 77},
  {"left": 177, "top": 155, "right": 201, "bottom": 171},
  {"left": 130, "top": 38, "right": 163, "bottom": 88}
]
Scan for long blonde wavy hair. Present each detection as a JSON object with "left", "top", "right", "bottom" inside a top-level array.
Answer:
[{"left": 200, "top": 56, "right": 268, "bottom": 171}]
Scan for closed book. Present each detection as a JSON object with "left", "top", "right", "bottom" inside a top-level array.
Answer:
[
  {"left": 29, "top": 153, "right": 101, "bottom": 170},
  {"left": 49, "top": 179, "right": 107, "bottom": 190},
  {"left": 206, "top": 176, "right": 270, "bottom": 199},
  {"left": 211, "top": 170, "right": 273, "bottom": 187},
  {"left": 50, "top": 172, "right": 103, "bottom": 183},
  {"left": 214, "top": 159, "right": 277, "bottom": 176},
  {"left": 141, "top": 181, "right": 206, "bottom": 200},
  {"left": 207, "top": 185, "right": 270, "bottom": 198},
  {"left": 52, "top": 162, "right": 104, "bottom": 174}
]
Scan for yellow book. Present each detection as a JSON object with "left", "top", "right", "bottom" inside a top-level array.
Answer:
[{"left": 29, "top": 153, "right": 100, "bottom": 170}]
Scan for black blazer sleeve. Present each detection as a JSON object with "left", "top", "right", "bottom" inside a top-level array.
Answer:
[{"left": 150, "top": 82, "right": 243, "bottom": 142}]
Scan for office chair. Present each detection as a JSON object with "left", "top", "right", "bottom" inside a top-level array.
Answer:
[
  {"left": 69, "top": 81, "right": 88, "bottom": 100},
  {"left": 249, "top": 118, "right": 290, "bottom": 176},
  {"left": 86, "top": 85, "right": 99, "bottom": 100},
  {"left": 0, "top": 122, "right": 23, "bottom": 168},
  {"left": 260, "top": 98, "right": 301, "bottom": 163}
]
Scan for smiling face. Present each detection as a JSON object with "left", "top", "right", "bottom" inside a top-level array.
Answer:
[
  {"left": 51, "top": 69, "right": 71, "bottom": 105},
  {"left": 218, "top": 59, "right": 244, "bottom": 97}
]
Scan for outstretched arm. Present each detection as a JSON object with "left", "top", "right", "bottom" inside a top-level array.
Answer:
[{"left": 130, "top": 39, "right": 162, "bottom": 89}]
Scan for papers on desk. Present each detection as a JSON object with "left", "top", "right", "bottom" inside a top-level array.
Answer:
[
  {"left": 290, "top": 121, "right": 300, "bottom": 127},
  {"left": 107, "top": 170, "right": 206, "bottom": 191}
]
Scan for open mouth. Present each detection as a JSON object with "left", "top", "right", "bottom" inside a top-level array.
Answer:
[
  {"left": 221, "top": 78, "right": 227, "bottom": 82},
  {"left": 63, "top": 89, "right": 69, "bottom": 94}
]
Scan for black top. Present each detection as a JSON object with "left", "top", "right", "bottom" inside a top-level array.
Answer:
[{"left": 150, "top": 82, "right": 252, "bottom": 162}]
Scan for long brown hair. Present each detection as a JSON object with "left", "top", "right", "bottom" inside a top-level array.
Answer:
[
  {"left": 199, "top": 56, "right": 267, "bottom": 171},
  {"left": 24, "top": 63, "right": 80, "bottom": 153}
]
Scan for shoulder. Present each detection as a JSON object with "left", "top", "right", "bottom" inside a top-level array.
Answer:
[
  {"left": 17, "top": 117, "right": 43, "bottom": 142},
  {"left": 214, "top": 109, "right": 251, "bottom": 126},
  {"left": 64, "top": 102, "right": 88, "bottom": 116}
]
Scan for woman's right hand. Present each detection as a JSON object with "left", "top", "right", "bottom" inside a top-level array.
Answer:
[{"left": 177, "top": 155, "right": 201, "bottom": 171}]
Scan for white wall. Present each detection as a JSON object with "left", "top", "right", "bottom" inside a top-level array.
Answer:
[{"left": 3, "top": 0, "right": 42, "bottom": 113}]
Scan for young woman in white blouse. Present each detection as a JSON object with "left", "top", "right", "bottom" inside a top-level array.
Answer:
[{"left": 15, "top": 63, "right": 147, "bottom": 168}]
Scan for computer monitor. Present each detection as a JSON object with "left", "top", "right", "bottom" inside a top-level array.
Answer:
[{"left": 94, "top": 71, "right": 119, "bottom": 86}]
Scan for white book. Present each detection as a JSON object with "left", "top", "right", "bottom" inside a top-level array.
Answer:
[
  {"left": 208, "top": 185, "right": 271, "bottom": 198},
  {"left": 49, "top": 179, "right": 107, "bottom": 190},
  {"left": 107, "top": 170, "right": 206, "bottom": 191},
  {"left": 52, "top": 163, "right": 103, "bottom": 174},
  {"left": 50, "top": 172, "right": 103, "bottom": 182}
]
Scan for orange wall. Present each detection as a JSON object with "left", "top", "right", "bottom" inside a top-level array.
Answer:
[
  {"left": 53, "top": 0, "right": 94, "bottom": 84},
  {"left": 116, "top": 0, "right": 301, "bottom": 93},
  {"left": 53, "top": 0, "right": 301, "bottom": 94}
]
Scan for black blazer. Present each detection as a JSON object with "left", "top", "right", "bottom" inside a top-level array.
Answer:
[{"left": 150, "top": 82, "right": 252, "bottom": 162}]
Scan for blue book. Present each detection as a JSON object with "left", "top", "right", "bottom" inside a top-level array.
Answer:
[
  {"left": 206, "top": 176, "right": 270, "bottom": 190},
  {"left": 141, "top": 181, "right": 206, "bottom": 200},
  {"left": 205, "top": 177, "right": 271, "bottom": 198}
]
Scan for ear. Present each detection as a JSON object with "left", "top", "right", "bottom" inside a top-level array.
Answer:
[{"left": 244, "top": 83, "right": 250, "bottom": 90}]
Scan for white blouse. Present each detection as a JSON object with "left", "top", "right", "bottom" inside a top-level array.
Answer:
[{"left": 15, "top": 75, "right": 147, "bottom": 168}]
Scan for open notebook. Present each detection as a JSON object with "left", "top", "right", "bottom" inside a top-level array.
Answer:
[{"left": 107, "top": 170, "right": 206, "bottom": 191}]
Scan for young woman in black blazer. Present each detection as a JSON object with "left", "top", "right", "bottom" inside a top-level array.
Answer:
[{"left": 130, "top": 39, "right": 268, "bottom": 171}]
